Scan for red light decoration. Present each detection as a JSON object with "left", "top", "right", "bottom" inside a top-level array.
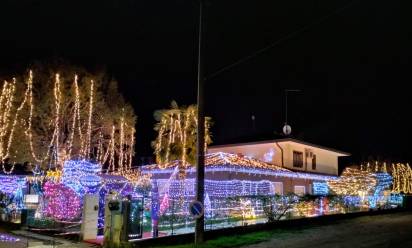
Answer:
[{"left": 43, "top": 181, "right": 81, "bottom": 221}]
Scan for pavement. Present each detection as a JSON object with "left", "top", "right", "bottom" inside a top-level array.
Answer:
[
  {"left": 243, "top": 211, "right": 412, "bottom": 248},
  {"left": 0, "top": 230, "right": 98, "bottom": 248}
]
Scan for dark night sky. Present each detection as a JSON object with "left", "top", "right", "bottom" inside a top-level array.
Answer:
[{"left": 0, "top": 0, "right": 411, "bottom": 164}]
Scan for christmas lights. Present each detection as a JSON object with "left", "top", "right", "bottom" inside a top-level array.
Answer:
[
  {"left": 61, "top": 160, "right": 101, "bottom": 195},
  {"left": 153, "top": 102, "right": 212, "bottom": 177},
  {"left": 388, "top": 193, "right": 403, "bottom": 205},
  {"left": 313, "top": 182, "right": 329, "bottom": 195},
  {"left": 0, "top": 233, "right": 20, "bottom": 242},
  {"left": 43, "top": 181, "right": 81, "bottom": 221},
  {"left": 327, "top": 168, "right": 377, "bottom": 196},
  {"left": 143, "top": 152, "right": 337, "bottom": 182},
  {"left": 391, "top": 163, "right": 412, "bottom": 194},
  {"left": 0, "top": 175, "right": 26, "bottom": 195},
  {"left": 1, "top": 71, "right": 135, "bottom": 172}
]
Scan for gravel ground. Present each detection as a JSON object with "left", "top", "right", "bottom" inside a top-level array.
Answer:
[{"left": 244, "top": 212, "right": 412, "bottom": 248}]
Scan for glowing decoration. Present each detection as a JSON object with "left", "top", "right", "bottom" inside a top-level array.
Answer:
[
  {"left": 67, "top": 75, "right": 82, "bottom": 159},
  {"left": 0, "top": 76, "right": 32, "bottom": 174},
  {"left": 263, "top": 148, "right": 276, "bottom": 163},
  {"left": 328, "top": 168, "right": 377, "bottom": 196},
  {"left": 106, "top": 125, "right": 116, "bottom": 173},
  {"left": 26, "top": 71, "right": 54, "bottom": 163},
  {"left": 97, "top": 174, "right": 135, "bottom": 228},
  {"left": 46, "top": 169, "right": 62, "bottom": 182},
  {"left": 127, "top": 126, "right": 135, "bottom": 171},
  {"left": 153, "top": 102, "right": 212, "bottom": 178},
  {"left": 0, "top": 175, "right": 26, "bottom": 195},
  {"left": 143, "top": 153, "right": 337, "bottom": 182},
  {"left": 159, "top": 193, "right": 170, "bottom": 215},
  {"left": 83, "top": 80, "right": 94, "bottom": 159},
  {"left": 313, "top": 182, "right": 329, "bottom": 195},
  {"left": 373, "top": 172, "right": 392, "bottom": 193},
  {"left": 0, "top": 79, "right": 17, "bottom": 164},
  {"left": 61, "top": 160, "right": 101, "bottom": 194},
  {"left": 368, "top": 172, "right": 392, "bottom": 208},
  {"left": 1, "top": 71, "right": 135, "bottom": 172},
  {"left": 204, "top": 193, "right": 212, "bottom": 217},
  {"left": 53, "top": 74, "right": 62, "bottom": 165},
  {"left": 119, "top": 169, "right": 152, "bottom": 188},
  {"left": 389, "top": 193, "right": 403, "bottom": 205},
  {"left": 0, "top": 233, "right": 20, "bottom": 242},
  {"left": 240, "top": 199, "right": 256, "bottom": 219},
  {"left": 43, "top": 181, "right": 81, "bottom": 221},
  {"left": 146, "top": 152, "right": 289, "bottom": 171},
  {"left": 391, "top": 163, "right": 412, "bottom": 194}
]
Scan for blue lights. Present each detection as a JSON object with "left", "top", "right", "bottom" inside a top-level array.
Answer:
[
  {"left": 313, "top": 182, "right": 329, "bottom": 196},
  {"left": 389, "top": 193, "right": 403, "bottom": 205},
  {"left": 62, "top": 160, "right": 101, "bottom": 195}
]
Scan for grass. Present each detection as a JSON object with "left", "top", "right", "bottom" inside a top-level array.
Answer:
[{"left": 151, "top": 228, "right": 303, "bottom": 248}]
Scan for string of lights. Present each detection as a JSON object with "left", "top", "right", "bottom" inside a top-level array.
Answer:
[{"left": 1, "top": 72, "right": 135, "bottom": 172}]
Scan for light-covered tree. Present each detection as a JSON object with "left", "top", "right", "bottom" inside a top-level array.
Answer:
[
  {"left": 152, "top": 101, "right": 212, "bottom": 178},
  {"left": 0, "top": 62, "right": 136, "bottom": 172}
]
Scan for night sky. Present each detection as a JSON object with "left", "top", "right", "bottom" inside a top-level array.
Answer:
[{"left": 1, "top": 0, "right": 410, "bottom": 164}]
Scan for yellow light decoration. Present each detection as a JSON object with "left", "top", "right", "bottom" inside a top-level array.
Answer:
[
  {"left": 66, "top": 75, "right": 81, "bottom": 159},
  {"left": 26, "top": 71, "right": 58, "bottom": 164},
  {"left": 327, "top": 168, "right": 377, "bottom": 196},
  {"left": 53, "top": 74, "right": 62, "bottom": 166},
  {"left": 46, "top": 169, "right": 62, "bottom": 182},
  {"left": 391, "top": 163, "right": 412, "bottom": 194},
  {"left": 1, "top": 71, "right": 135, "bottom": 174},
  {"left": 145, "top": 152, "right": 290, "bottom": 172},
  {"left": 83, "top": 80, "right": 94, "bottom": 159},
  {"left": 1, "top": 77, "right": 31, "bottom": 174},
  {"left": 119, "top": 110, "right": 125, "bottom": 172},
  {"left": 0, "top": 79, "right": 17, "bottom": 161},
  {"left": 153, "top": 103, "right": 212, "bottom": 179},
  {"left": 107, "top": 125, "right": 116, "bottom": 173}
]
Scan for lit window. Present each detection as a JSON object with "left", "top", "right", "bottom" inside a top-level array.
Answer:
[
  {"left": 293, "top": 151, "right": 303, "bottom": 168},
  {"left": 273, "top": 182, "right": 283, "bottom": 195},
  {"left": 294, "top": 185, "right": 305, "bottom": 196}
]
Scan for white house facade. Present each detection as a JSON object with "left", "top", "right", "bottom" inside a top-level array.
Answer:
[{"left": 208, "top": 138, "right": 350, "bottom": 176}]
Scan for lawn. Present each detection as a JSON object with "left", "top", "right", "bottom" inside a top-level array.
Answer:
[{"left": 152, "top": 228, "right": 302, "bottom": 248}]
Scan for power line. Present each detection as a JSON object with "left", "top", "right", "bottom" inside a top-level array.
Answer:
[{"left": 206, "top": 0, "right": 360, "bottom": 80}]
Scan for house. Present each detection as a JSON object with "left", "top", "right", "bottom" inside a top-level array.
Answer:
[
  {"left": 142, "top": 137, "right": 349, "bottom": 200},
  {"left": 208, "top": 138, "right": 350, "bottom": 176}
]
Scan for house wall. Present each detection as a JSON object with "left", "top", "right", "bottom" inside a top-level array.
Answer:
[
  {"left": 208, "top": 141, "right": 341, "bottom": 176},
  {"left": 279, "top": 142, "right": 339, "bottom": 175}
]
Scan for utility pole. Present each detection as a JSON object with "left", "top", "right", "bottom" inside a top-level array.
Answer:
[{"left": 195, "top": 0, "right": 205, "bottom": 245}]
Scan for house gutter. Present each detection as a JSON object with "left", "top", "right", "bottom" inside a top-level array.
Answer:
[{"left": 275, "top": 142, "right": 284, "bottom": 167}]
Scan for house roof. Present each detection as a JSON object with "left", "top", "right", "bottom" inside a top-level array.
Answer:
[
  {"left": 209, "top": 137, "right": 351, "bottom": 156},
  {"left": 143, "top": 152, "right": 291, "bottom": 171}
]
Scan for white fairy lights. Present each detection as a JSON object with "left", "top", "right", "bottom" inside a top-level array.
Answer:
[{"left": 1, "top": 71, "right": 135, "bottom": 173}]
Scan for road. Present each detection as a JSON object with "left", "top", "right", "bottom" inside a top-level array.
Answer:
[{"left": 244, "top": 211, "right": 412, "bottom": 248}]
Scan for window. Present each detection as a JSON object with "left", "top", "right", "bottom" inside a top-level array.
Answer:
[
  {"left": 293, "top": 151, "right": 303, "bottom": 168},
  {"left": 294, "top": 185, "right": 306, "bottom": 196},
  {"left": 312, "top": 154, "right": 317, "bottom": 170},
  {"left": 273, "top": 182, "right": 283, "bottom": 195}
]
